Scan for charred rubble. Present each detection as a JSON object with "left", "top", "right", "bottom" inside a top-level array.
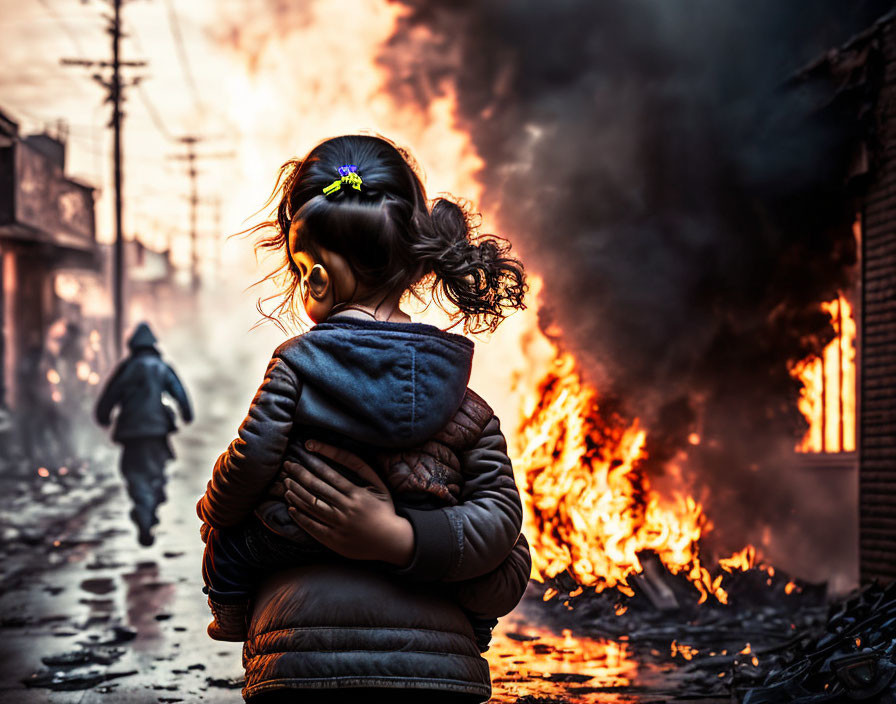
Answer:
[{"left": 514, "top": 559, "right": 896, "bottom": 701}]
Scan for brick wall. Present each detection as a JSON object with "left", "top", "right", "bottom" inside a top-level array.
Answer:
[{"left": 860, "top": 16, "right": 896, "bottom": 583}]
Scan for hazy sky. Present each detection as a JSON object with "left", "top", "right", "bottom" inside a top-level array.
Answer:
[
  {"left": 0, "top": 0, "right": 557, "bottom": 429},
  {"left": 0, "top": 0, "right": 482, "bottom": 272}
]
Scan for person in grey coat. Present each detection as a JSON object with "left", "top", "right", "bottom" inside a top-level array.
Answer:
[{"left": 96, "top": 322, "right": 193, "bottom": 546}]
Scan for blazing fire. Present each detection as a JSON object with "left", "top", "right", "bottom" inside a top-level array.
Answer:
[
  {"left": 514, "top": 351, "right": 755, "bottom": 604},
  {"left": 789, "top": 293, "right": 856, "bottom": 453}
]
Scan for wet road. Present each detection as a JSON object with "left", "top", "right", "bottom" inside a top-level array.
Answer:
[
  {"left": 0, "top": 300, "right": 693, "bottom": 704},
  {"left": 0, "top": 455, "right": 659, "bottom": 704},
  {"left": 0, "top": 375, "right": 247, "bottom": 702}
]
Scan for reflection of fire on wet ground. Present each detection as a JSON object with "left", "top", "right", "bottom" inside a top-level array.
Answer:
[
  {"left": 122, "top": 560, "right": 177, "bottom": 644},
  {"left": 487, "top": 616, "right": 647, "bottom": 703},
  {"left": 491, "top": 565, "right": 837, "bottom": 701}
]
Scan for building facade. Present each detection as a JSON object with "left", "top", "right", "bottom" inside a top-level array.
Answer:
[{"left": 0, "top": 109, "right": 99, "bottom": 414}]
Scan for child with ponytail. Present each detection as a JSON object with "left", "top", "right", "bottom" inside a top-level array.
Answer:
[{"left": 197, "top": 135, "right": 531, "bottom": 666}]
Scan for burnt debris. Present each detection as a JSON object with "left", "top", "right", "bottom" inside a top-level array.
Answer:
[
  {"left": 738, "top": 581, "right": 896, "bottom": 703},
  {"left": 522, "top": 567, "right": 896, "bottom": 701}
]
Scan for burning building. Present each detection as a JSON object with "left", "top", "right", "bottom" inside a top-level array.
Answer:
[{"left": 796, "top": 12, "right": 896, "bottom": 585}]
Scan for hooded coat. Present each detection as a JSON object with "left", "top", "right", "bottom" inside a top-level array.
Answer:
[
  {"left": 96, "top": 323, "right": 193, "bottom": 441},
  {"left": 196, "top": 317, "right": 530, "bottom": 702}
]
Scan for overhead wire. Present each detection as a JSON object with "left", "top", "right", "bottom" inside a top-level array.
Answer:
[
  {"left": 124, "top": 18, "right": 175, "bottom": 141},
  {"left": 161, "top": 0, "right": 205, "bottom": 118},
  {"left": 34, "top": 0, "right": 85, "bottom": 56}
]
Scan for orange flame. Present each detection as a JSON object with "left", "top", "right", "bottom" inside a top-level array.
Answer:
[
  {"left": 719, "top": 545, "right": 757, "bottom": 573},
  {"left": 790, "top": 293, "right": 856, "bottom": 453},
  {"left": 514, "top": 351, "right": 752, "bottom": 603}
]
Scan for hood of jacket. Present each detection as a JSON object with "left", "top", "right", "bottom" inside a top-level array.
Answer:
[
  {"left": 128, "top": 322, "right": 158, "bottom": 350},
  {"left": 275, "top": 317, "right": 474, "bottom": 449}
]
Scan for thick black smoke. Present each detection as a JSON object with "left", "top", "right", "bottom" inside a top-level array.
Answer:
[{"left": 379, "top": 1, "right": 891, "bottom": 568}]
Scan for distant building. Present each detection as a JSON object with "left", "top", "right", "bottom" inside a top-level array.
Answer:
[
  {"left": 95, "top": 237, "right": 179, "bottom": 331},
  {"left": 0, "top": 108, "right": 99, "bottom": 411}
]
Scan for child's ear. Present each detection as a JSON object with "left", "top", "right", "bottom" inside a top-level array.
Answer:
[{"left": 307, "top": 264, "right": 330, "bottom": 300}]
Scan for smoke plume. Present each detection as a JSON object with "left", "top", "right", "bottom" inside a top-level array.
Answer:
[{"left": 378, "top": 0, "right": 891, "bottom": 566}]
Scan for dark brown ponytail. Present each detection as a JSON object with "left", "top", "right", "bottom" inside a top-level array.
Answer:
[
  {"left": 252, "top": 134, "right": 527, "bottom": 333},
  {"left": 414, "top": 197, "right": 527, "bottom": 333}
]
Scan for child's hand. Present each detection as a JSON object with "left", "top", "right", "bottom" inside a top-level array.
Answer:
[{"left": 282, "top": 442, "right": 414, "bottom": 567}]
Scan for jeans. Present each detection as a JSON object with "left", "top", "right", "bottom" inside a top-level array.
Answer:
[{"left": 121, "top": 437, "right": 173, "bottom": 533}]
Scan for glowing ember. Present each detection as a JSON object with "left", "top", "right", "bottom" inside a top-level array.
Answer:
[
  {"left": 671, "top": 640, "right": 698, "bottom": 661},
  {"left": 790, "top": 293, "right": 856, "bottom": 453},
  {"left": 514, "top": 352, "right": 754, "bottom": 604},
  {"left": 719, "top": 545, "right": 757, "bottom": 573}
]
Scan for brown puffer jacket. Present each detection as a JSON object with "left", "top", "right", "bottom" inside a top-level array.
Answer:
[
  {"left": 243, "top": 565, "right": 491, "bottom": 702},
  {"left": 254, "top": 387, "right": 532, "bottom": 621},
  {"left": 241, "top": 390, "right": 531, "bottom": 700},
  {"left": 197, "top": 317, "right": 531, "bottom": 701}
]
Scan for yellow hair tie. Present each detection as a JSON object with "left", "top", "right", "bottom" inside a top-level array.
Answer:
[{"left": 323, "top": 164, "right": 363, "bottom": 196}]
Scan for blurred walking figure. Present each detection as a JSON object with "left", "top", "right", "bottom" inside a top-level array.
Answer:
[{"left": 95, "top": 323, "right": 193, "bottom": 546}]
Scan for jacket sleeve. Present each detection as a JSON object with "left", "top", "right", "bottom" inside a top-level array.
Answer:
[
  {"left": 392, "top": 415, "right": 524, "bottom": 582},
  {"left": 196, "top": 356, "right": 300, "bottom": 529},
  {"left": 451, "top": 532, "right": 532, "bottom": 618},
  {"left": 165, "top": 365, "right": 193, "bottom": 423},
  {"left": 95, "top": 361, "right": 129, "bottom": 426}
]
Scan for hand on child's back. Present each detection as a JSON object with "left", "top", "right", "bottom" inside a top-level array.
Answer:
[{"left": 283, "top": 441, "right": 414, "bottom": 567}]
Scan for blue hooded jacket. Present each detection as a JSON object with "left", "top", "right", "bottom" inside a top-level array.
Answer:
[
  {"left": 197, "top": 315, "right": 527, "bottom": 587},
  {"left": 280, "top": 318, "right": 474, "bottom": 449},
  {"left": 200, "top": 316, "right": 533, "bottom": 697}
]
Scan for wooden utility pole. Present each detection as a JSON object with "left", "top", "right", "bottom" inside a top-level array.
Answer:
[
  {"left": 62, "top": 0, "right": 145, "bottom": 358},
  {"left": 111, "top": 0, "right": 125, "bottom": 359},
  {"left": 169, "top": 137, "right": 233, "bottom": 289}
]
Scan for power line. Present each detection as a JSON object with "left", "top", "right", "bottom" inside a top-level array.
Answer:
[
  {"left": 169, "top": 136, "right": 234, "bottom": 289},
  {"left": 62, "top": 0, "right": 147, "bottom": 358},
  {"left": 161, "top": 0, "right": 204, "bottom": 117},
  {"left": 124, "top": 18, "right": 175, "bottom": 141},
  {"left": 135, "top": 82, "right": 173, "bottom": 140},
  {"left": 34, "top": 0, "right": 86, "bottom": 56}
]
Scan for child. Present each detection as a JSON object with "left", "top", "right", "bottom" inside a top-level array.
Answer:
[{"left": 197, "top": 134, "right": 531, "bottom": 649}]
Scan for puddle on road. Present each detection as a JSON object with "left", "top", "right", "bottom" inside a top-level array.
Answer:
[
  {"left": 122, "top": 561, "right": 176, "bottom": 644},
  {"left": 79, "top": 577, "right": 115, "bottom": 595},
  {"left": 487, "top": 616, "right": 655, "bottom": 703}
]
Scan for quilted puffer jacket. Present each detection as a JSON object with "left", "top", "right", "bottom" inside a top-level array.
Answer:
[{"left": 197, "top": 315, "right": 531, "bottom": 700}]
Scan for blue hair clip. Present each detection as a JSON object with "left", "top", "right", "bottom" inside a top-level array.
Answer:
[{"left": 323, "top": 164, "right": 362, "bottom": 196}]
